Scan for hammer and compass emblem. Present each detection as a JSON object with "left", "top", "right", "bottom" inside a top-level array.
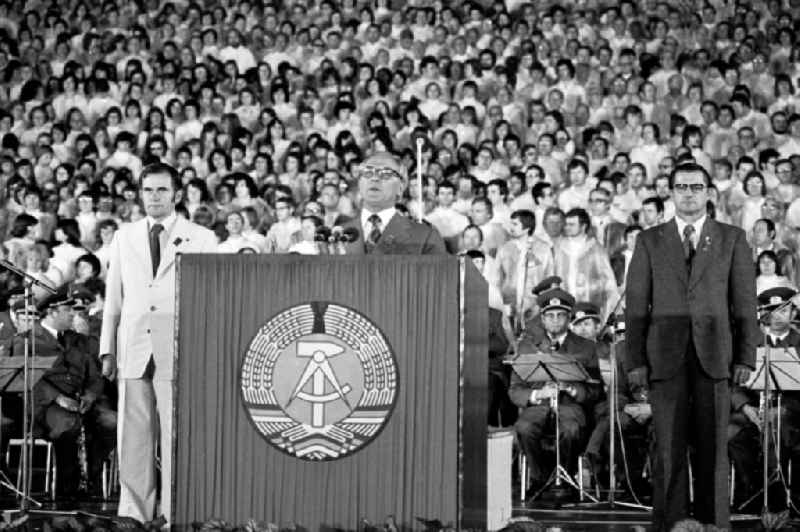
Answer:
[
  {"left": 287, "top": 341, "right": 352, "bottom": 428},
  {"left": 240, "top": 302, "right": 398, "bottom": 461}
]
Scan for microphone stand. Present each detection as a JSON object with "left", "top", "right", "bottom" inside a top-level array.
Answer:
[
  {"left": 514, "top": 237, "right": 531, "bottom": 343},
  {"left": 0, "top": 260, "right": 55, "bottom": 511},
  {"left": 569, "top": 288, "right": 649, "bottom": 511},
  {"left": 415, "top": 138, "right": 425, "bottom": 224}
]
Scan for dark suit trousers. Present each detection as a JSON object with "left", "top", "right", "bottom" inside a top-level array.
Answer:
[
  {"left": 650, "top": 342, "right": 730, "bottom": 531},
  {"left": 53, "top": 427, "right": 82, "bottom": 495},
  {"left": 488, "top": 365, "right": 517, "bottom": 427},
  {"left": 728, "top": 422, "right": 761, "bottom": 505},
  {"left": 515, "top": 402, "right": 586, "bottom": 482}
]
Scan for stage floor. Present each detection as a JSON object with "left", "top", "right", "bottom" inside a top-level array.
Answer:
[
  {"left": 0, "top": 498, "right": 793, "bottom": 531},
  {"left": 513, "top": 507, "right": 771, "bottom": 530}
]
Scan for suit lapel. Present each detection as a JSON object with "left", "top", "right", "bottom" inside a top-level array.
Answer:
[
  {"left": 660, "top": 219, "right": 689, "bottom": 286},
  {"left": 535, "top": 335, "right": 558, "bottom": 353},
  {"left": 156, "top": 216, "right": 187, "bottom": 279},
  {"left": 689, "top": 219, "right": 721, "bottom": 289},
  {"left": 131, "top": 219, "right": 152, "bottom": 276},
  {"left": 374, "top": 213, "right": 405, "bottom": 254}
]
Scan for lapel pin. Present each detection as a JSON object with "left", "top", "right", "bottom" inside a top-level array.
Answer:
[{"left": 173, "top": 237, "right": 183, "bottom": 247}]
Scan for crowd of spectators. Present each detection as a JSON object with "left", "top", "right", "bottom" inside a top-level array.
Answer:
[
  {"left": 0, "top": 0, "right": 799, "bottom": 297},
  {"left": 2, "top": 0, "right": 800, "bottom": 506}
]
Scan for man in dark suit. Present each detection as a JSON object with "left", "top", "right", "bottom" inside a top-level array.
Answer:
[
  {"left": 343, "top": 152, "right": 446, "bottom": 255},
  {"left": 609, "top": 225, "right": 641, "bottom": 287},
  {"left": 510, "top": 288, "right": 603, "bottom": 496},
  {"left": 589, "top": 187, "right": 627, "bottom": 256},
  {"left": 625, "top": 162, "right": 759, "bottom": 531}
]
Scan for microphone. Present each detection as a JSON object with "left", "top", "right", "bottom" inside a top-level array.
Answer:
[
  {"left": 341, "top": 227, "right": 360, "bottom": 243},
  {"left": 329, "top": 226, "right": 345, "bottom": 254},
  {"left": 315, "top": 226, "right": 332, "bottom": 254},
  {"left": 314, "top": 226, "right": 331, "bottom": 242},
  {"left": 330, "top": 227, "right": 360, "bottom": 254}
]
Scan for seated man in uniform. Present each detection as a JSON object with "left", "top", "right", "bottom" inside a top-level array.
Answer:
[
  {"left": 517, "top": 275, "right": 563, "bottom": 349},
  {"left": 20, "top": 291, "right": 116, "bottom": 499},
  {"left": 70, "top": 285, "right": 117, "bottom": 495},
  {"left": 510, "top": 287, "right": 603, "bottom": 498},
  {"left": 730, "top": 286, "right": 800, "bottom": 508}
]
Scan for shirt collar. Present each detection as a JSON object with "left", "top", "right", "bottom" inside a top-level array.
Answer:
[
  {"left": 147, "top": 212, "right": 178, "bottom": 234},
  {"left": 40, "top": 321, "right": 59, "bottom": 341},
  {"left": 548, "top": 332, "right": 568, "bottom": 346},
  {"left": 361, "top": 207, "right": 396, "bottom": 230},
  {"left": 675, "top": 214, "right": 706, "bottom": 239},
  {"left": 769, "top": 330, "right": 790, "bottom": 343}
]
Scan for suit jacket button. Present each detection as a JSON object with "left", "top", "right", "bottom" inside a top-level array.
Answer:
[
  {"left": 150, "top": 306, "right": 156, "bottom": 311},
  {"left": 146, "top": 329, "right": 151, "bottom": 334}
]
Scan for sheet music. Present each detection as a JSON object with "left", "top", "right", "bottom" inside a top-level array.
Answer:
[
  {"left": 745, "top": 347, "right": 800, "bottom": 392},
  {"left": 505, "top": 351, "right": 595, "bottom": 383}
]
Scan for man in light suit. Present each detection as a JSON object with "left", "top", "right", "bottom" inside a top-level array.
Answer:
[
  {"left": 100, "top": 163, "right": 217, "bottom": 524},
  {"left": 342, "top": 152, "right": 446, "bottom": 255},
  {"left": 625, "top": 162, "right": 759, "bottom": 531}
]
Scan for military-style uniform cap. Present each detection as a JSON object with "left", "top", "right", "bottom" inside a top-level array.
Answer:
[
  {"left": 571, "top": 302, "right": 601, "bottom": 324},
  {"left": 532, "top": 276, "right": 563, "bottom": 296},
  {"left": 758, "top": 286, "right": 797, "bottom": 311},
  {"left": 537, "top": 287, "right": 575, "bottom": 313},
  {"left": 36, "top": 290, "right": 75, "bottom": 313}
]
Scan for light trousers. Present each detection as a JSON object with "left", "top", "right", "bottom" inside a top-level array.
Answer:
[{"left": 117, "top": 377, "right": 173, "bottom": 525}]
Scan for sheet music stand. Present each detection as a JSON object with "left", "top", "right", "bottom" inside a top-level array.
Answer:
[
  {"left": 506, "top": 351, "right": 599, "bottom": 503},
  {"left": 740, "top": 346, "right": 800, "bottom": 512}
]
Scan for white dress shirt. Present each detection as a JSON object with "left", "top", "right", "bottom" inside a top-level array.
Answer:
[
  {"left": 41, "top": 321, "right": 59, "bottom": 342},
  {"left": 767, "top": 330, "right": 790, "bottom": 346},
  {"left": 146, "top": 212, "right": 178, "bottom": 250},
  {"left": 361, "top": 207, "right": 397, "bottom": 238},
  {"left": 674, "top": 214, "right": 706, "bottom": 248}
]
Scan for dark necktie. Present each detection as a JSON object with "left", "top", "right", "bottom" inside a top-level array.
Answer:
[
  {"left": 57, "top": 331, "right": 65, "bottom": 347},
  {"left": 682, "top": 224, "right": 695, "bottom": 267},
  {"left": 150, "top": 223, "right": 164, "bottom": 277},
  {"left": 367, "top": 214, "right": 382, "bottom": 247},
  {"left": 550, "top": 340, "right": 560, "bottom": 352}
]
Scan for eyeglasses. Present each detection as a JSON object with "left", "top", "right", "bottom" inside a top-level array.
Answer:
[
  {"left": 356, "top": 165, "right": 401, "bottom": 181},
  {"left": 673, "top": 183, "right": 707, "bottom": 193}
]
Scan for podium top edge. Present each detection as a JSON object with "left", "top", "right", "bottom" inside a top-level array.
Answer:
[{"left": 176, "top": 254, "right": 466, "bottom": 265}]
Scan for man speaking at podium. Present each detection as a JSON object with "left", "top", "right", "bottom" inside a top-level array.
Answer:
[
  {"left": 100, "top": 163, "right": 218, "bottom": 524},
  {"left": 344, "top": 152, "right": 446, "bottom": 255},
  {"left": 625, "top": 162, "right": 759, "bottom": 531}
]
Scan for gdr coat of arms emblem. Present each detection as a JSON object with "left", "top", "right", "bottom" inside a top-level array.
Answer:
[{"left": 240, "top": 301, "right": 399, "bottom": 460}]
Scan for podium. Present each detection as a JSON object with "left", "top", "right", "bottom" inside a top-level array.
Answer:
[{"left": 172, "top": 255, "right": 488, "bottom": 531}]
